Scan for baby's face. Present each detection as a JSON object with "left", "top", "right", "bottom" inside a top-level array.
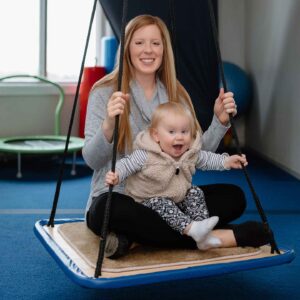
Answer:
[{"left": 152, "top": 114, "right": 192, "bottom": 158}]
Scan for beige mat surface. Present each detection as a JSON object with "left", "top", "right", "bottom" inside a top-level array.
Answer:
[{"left": 55, "top": 221, "right": 267, "bottom": 275}]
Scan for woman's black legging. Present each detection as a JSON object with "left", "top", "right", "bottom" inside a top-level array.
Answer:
[{"left": 87, "top": 184, "right": 246, "bottom": 249}]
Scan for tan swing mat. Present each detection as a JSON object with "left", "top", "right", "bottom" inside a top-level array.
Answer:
[{"left": 44, "top": 222, "right": 277, "bottom": 278}]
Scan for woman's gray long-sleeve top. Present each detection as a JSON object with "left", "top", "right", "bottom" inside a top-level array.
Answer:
[{"left": 82, "top": 80, "right": 230, "bottom": 213}]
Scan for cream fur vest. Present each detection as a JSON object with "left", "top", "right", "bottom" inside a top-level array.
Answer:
[{"left": 125, "top": 130, "right": 201, "bottom": 203}]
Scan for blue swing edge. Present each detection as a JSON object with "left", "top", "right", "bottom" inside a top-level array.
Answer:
[{"left": 34, "top": 218, "right": 296, "bottom": 290}]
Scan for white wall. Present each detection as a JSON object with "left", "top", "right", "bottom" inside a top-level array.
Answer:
[
  {"left": 220, "top": 0, "right": 300, "bottom": 179},
  {"left": 219, "top": 0, "right": 246, "bottom": 68},
  {"left": 218, "top": 0, "right": 246, "bottom": 147},
  {"left": 245, "top": 0, "right": 300, "bottom": 179}
]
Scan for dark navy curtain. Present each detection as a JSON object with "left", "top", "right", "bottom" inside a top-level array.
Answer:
[{"left": 99, "top": 0, "right": 218, "bottom": 131}]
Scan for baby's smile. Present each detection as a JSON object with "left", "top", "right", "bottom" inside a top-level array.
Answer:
[{"left": 173, "top": 144, "right": 183, "bottom": 151}]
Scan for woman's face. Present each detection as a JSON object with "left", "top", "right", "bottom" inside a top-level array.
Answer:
[{"left": 129, "top": 24, "right": 164, "bottom": 79}]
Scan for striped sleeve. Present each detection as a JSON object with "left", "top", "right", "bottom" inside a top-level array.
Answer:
[
  {"left": 116, "top": 149, "right": 148, "bottom": 182},
  {"left": 195, "top": 150, "right": 230, "bottom": 171}
]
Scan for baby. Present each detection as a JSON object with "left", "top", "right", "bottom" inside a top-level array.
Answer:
[{"left": 106, "top": 102, "right": 247, "bottom": 250}]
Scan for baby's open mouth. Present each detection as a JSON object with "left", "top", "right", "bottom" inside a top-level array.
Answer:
[{"left": 173, "top": 145, "right": 183, "bottom": 151}]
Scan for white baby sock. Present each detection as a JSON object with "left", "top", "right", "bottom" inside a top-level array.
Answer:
[
  {"left": 187, "top": 216, "right": 219, "bottom": 243},
  {"left": 197, "top": 234, "right": 222, "bottom": 250}
]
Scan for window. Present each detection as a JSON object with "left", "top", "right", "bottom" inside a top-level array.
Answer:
[
  {"left": 0, "top": 0, "right": 104, "bottom": 82},
  {"left": 47, "top": 0, "right": 96, "bottom": 82},
  {"left": 0, "top": 0, "right": 39, "bottom": 75}
]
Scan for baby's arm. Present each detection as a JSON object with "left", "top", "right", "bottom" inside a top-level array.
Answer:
[
  {"left": 196, "top": 150, "right": 247, "bottom": 171},
  {"left": 223, "top": 154, "right": 248, "bottom": 169},
  {"left": 105, "top": 149, "right": 147, "bottom": 186},
  {"left": 105, "top": 171, "right": 120, "bottom": 186}
]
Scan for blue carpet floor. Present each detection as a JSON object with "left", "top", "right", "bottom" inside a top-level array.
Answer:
[{"left": 0, "top": 153, "right": 299, "bottom": 299}]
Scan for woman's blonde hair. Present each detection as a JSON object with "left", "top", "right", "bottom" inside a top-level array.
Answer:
[
  {"left": 93, "top": 14, "right": 200, "bottom": 152},
  {"left": 150, "top": 102, "right": 198, "bottom": 138}
]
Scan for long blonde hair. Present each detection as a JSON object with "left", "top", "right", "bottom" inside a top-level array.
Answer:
[{"left": 92, "top": 14, "right": 200, "bottom": 152}]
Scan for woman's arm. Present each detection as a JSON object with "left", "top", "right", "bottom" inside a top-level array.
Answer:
[
  {"left": 82, "top": 87, "right": 114, "bottom": 170},
  {"left": 201, "top": 88, "right": 236, "bottom": 152},
  {"left": 201, "top": 115, "right": 230, "bottom": 152}
]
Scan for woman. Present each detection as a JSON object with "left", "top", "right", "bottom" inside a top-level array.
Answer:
[{"left": 83, "top": 14, "right": 269, "bottom": 258}]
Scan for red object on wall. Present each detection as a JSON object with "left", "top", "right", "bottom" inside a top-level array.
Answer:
[{"left": 79, "top": 66, "right": 106, "bottom": 138}]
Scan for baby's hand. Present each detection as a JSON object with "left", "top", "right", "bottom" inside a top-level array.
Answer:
[
  {"left": 105, "top": 171, "right": 119, "bottom": 186},
  {"left": 224, "top": 154, "right": 248, "bottom": 169}
]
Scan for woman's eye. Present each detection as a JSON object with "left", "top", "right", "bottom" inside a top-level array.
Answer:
[
  {"left": 153, "top": 42, "right": 161, "bottom": 46},
  {"left": 169, "top": 130, "right": 174, "bottom": 134}
]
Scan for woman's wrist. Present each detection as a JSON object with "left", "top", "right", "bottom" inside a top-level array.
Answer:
[
  {"left": 220, "top": 119, "right": 230, "bottom": 126},
  {"left": 213, "top": 114, "right": 231, "bottom": 128},
  {"left": 102, "top": 119, "right": 115, "bottom": 143}
]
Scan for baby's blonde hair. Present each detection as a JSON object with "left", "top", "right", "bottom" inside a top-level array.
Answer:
[{"left": 150, "top": 102, "right": 198, "bottom": 138}]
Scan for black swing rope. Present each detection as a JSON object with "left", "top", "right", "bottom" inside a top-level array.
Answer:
[
  {"left": 206, "top": 0, "right": 280, "bottom": 254},
  {"left": 94, "top": 0, "right": 128, "bottom": 277},
  {"left": 46, "top": 0, "right": 128, "bottom": 276},
  {"left": 47, "top": 0, "right": 98, "bottom": 227},
  {"left": 168, "top": 0, "right": 178, "bottom": 74}
]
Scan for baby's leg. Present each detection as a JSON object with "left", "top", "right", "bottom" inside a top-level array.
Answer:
[
  {"left": 142, "top": 197, "right": 218, "bottom": 243},
  {"left": 186, "top": 217, "right": 219, "bottom": 243},
  {"left": 142, "top": 197, "right": 192, "bottom": 234},
  {"left": 179, "top": 186, "right": 222, "bottom": 249},
  {"left": 177, "top": 186, "right": 209, "bottom": 221}
]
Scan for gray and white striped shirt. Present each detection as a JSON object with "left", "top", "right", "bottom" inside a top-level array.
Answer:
[{"left": 116, "top": 149, "right": 229, "bottom": 183}]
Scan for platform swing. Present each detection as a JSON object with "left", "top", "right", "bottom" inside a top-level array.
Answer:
[{"left": 34, "top": 0, "right": 295, "bottom": 289}]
